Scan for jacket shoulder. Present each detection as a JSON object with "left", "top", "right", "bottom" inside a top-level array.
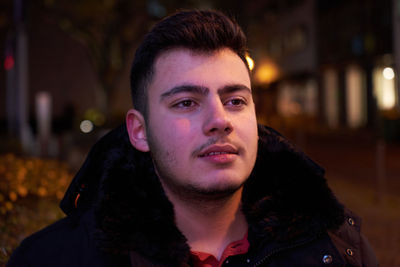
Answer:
[
  {"left": 7, "top": 217, "right": 78, "bottom": 266},
  {"left": 328, "top": 208, "right": 378, "bottom": 267},
  {"left": 6, "top": 211, "right": 110, "bottom": 267}
]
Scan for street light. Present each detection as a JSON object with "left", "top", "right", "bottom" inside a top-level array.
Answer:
[
  {"left": 80, "top": 120, "right": 94, "bottom": 133},
  {"left": 382, "top": 67, "right": 395, "bottom": 80},
  {"left": 255, "top": 61, "right": 279, "bottom": 84}
]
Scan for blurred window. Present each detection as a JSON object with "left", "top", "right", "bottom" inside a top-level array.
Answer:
[
  {"left": 277, "top": 78, "right": 317, "bottom": 117},
  {"left": 323, "top": 68, "right": 339, "bottom": 128},
  {"left": 373, "top": 67, "right": 398, "bottom": 110},
  {"left": 345, "top": 65, "right": 367, "bottom": 128}
]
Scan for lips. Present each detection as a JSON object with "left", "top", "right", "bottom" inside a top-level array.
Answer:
[
  {"left": 203, "top": 151, "right": 231, "bottom": 156},
  {"left": 198, "top": 144, "right": 238, "bottom": 158}
]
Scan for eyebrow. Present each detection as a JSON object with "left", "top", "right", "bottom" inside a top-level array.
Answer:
[
  {"left": 160, "top": 85, "right": 209, "bottom": 101},
  {"left": 160, "top": 84, "right": 251, "bottom": 102},
  {"left": 217, "top": 84, "right": 252, "bottom": 95}
]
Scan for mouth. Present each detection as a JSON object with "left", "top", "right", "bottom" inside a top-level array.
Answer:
[
  {"left": 200, "top": 151, "right": 234, "bottom": 157},
  {"left": 198, "top": 145, "right": 239, "bottom": 158}
]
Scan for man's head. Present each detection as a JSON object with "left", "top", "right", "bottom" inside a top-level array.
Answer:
[
  {"left": 127, "top": 10, "right": 258, "bottom": 200},
  {"left": 130, "top": 10, "right": 249, "bottom": 118}
]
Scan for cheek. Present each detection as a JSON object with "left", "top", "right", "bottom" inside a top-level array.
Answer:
[
  {"left": 161, "top": 119, "right": 194, "bottom": 164},
  {"left": 170, "top": 119, "right": 194, "bottom": 146},
  {"left": 236, "top": 112, "right": 257, "bottom": 133},
  {"left": 236, "top": 113, "right": 258, "bottom": 149},
  {"left": 174, "top": 118, "right": 192, "bottom": 134},
  {"left": 159, "top": 118, "right": 194, "bottom": 146}
]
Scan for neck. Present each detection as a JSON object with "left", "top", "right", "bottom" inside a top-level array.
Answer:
[{"left": 164, "top": 186, "right": 248, "bottom": 260}]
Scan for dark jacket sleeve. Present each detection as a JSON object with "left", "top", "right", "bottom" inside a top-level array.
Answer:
[
  {"left": 6, "top": 244, "right": 31, "bottom": 267},
  {"left": 5, "top": 211, "right": 118, "bottom": 267},
  {"left": 6, "top": 217, "right": 79, "bottom": 267},
  {"left": 328, "top": 209, "right": 378, "bottom": 267},
  {"left": 360, "top": 233, "right": 378, "bottom": 266}
]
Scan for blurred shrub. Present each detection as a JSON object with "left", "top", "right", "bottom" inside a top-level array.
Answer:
[
  {"left": 0, "top": 154, "right": 73, "bottom": 215},
  {"left": 0, "top": 154, "right": 73, "bottom": 265}
]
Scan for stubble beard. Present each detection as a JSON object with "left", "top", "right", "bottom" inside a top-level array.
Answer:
[{"left": 145, "top": 126, "right": 246, "bottom": 204}]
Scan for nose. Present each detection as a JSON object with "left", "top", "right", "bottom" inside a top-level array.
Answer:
[{"left": 202, "top": 99, "right": 233, "bottom": 136}]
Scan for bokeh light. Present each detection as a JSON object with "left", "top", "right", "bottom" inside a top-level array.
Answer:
[
  {"left": 383, "top": 67, "right": 395, "bottom": 80},
  {"left": 245, "top": 55, "right": 255, "bottom": 71},
  {"left": 79, "top": 120, "right": 94, "bottom": 133}
]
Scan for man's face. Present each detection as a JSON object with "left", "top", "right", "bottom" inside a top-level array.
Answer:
[{"left": 145, "top": 48, "right": 258, "bottom": 197}]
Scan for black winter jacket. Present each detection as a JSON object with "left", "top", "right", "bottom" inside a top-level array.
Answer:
[{"left": 7, "top": 125, "right": 378, "bottom": 266}]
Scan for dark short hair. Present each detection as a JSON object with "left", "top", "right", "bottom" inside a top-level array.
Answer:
[{"left": 129, "top": 10, "right": 249, "bottom": 117}]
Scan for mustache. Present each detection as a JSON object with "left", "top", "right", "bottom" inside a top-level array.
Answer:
[{"left": 191, "top": 137, "right": 239, "bottom": 157}]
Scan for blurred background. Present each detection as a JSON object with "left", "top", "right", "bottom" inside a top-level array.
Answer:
[{"left": 0, "top": 0, "right": 399, "bottom": 265}]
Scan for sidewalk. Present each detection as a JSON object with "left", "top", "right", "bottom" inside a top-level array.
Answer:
[
  {"left": 294, "top": 132, "right": 400, "bottom": 266},
  {"left": 300, "top": 132, "right": 400, "bottom": 196}
]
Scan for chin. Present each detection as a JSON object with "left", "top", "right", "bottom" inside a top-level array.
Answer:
[{"left": 191, "top": 178, "right": 246, "bottom": 197}]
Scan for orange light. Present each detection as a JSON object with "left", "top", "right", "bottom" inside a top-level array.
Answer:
[
  {"left": 245, "top": 55, "right": 255, "bottom": 71},
  {"left": 255, "top": 62, "right": 279, "bottom": 84}
]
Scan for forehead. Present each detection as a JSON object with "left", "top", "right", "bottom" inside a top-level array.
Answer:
[{"left": 149, "top": 48, "right": 251, "bottom": 96}]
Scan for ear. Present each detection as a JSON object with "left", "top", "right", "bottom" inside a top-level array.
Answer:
[{"left": 126, "top": 109, "right": 150, "bottom": 152}]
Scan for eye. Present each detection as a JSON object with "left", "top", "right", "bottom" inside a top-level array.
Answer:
[
  {"left": 225, "top": 97, "right": 247, "bottom": 107},
  {"left": 172, "top": 99, "right": 197, "bottom": 109}
]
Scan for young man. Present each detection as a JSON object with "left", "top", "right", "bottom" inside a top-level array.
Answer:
[{"left": 8, "top": 10, "right": 377, "bottom": 267}]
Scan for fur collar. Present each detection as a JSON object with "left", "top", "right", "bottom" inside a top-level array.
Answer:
[{"left": 60, "top": 124, "right": 344, "bottom": 266}]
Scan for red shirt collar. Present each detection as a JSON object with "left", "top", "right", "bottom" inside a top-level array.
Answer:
[{"left": 190, "top": 232, "right": 249, "bottom": 267}]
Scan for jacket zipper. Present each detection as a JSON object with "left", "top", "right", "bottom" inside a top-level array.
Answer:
[{"left": 253, "top": 235, "right": 319, "bottom": 267}]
